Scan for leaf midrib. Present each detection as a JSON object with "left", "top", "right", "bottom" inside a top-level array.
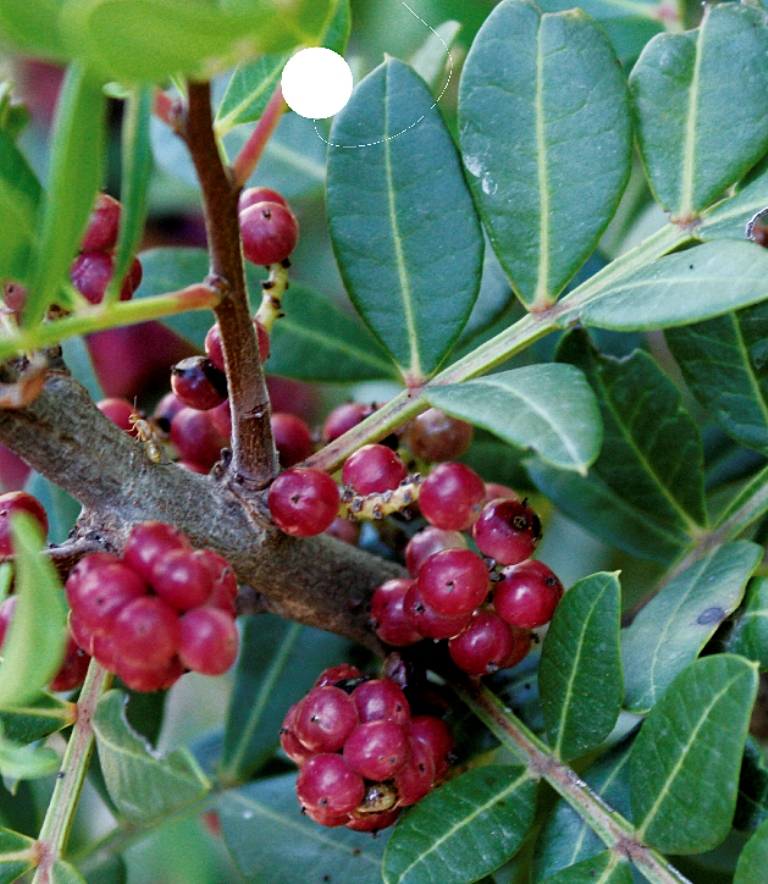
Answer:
[
  {"left": 678, "top": 20, "right": 705, "bottom": 217},
  {"left": 277, "top": 316, "right": 394, "bottom": 373},
  {"left": 534, "top": 21, "right": 550, "bottom": 306}
]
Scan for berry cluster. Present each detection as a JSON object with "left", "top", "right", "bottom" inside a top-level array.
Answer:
[
  {"left": 281, "top": 665, "right": 453, "bottom": 832},
  {"left": 66, "top": 521, "right": 239, "bottom": 691}
]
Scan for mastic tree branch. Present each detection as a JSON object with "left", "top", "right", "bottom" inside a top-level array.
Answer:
[{"left": 0, "top": 363, "right": 399, "bottom": 652}]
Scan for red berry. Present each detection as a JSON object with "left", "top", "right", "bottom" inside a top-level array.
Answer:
[
  {"left": 239, "top": 187, "right": 288, "bottom": 213},
  {"left": 324, "top": 517, "right": 360, "bottom": 546},
  {"left": 209, "top": 399, "right": 232, "bottom": 440},
  {"left": 70, "top": 252, "right": 141, "bottom": 304},
  {"left": 123, "top": 521, "right": 192, "bottom": 584},
  {"left": 271, "top": 412, "right": 313, "bottom": 468},
  {"left": 49, "top": 635, "right": 91, "bottom": 692},
  {"left": 115, "top": 656, "right": 184, "bottom": 692},
  {"left": 179, "top": 607, "right": 239, "bottom": 675},
  {"left": 240, "top": 201, "right": 299, "bottom": 266},
  {"left": 409, "top": 716, "right": 454, "bottom": 782},
  {"left": 171, "top": 357, "right": 227, "bottom": 411},
  {"left": 393, "top": 736, "right": 435, "bottom": 806},
  {"left": 110, "top": 596, "right": 181, "bottom": 669},
  {"left": 346, "top": 807, "right": 401, "bottom": 832},
  {"left": 417, "top": 548, "right": 490, "bottom": 618},
  {"left": 149, "top": 548, "right": 214, "bottom": 610},
  {"left": 370, "top": 578, "right": 422, "bottom": 647},
  {"left": 405, "top": 526, "right": 467, "bottom": 577},
  {"left": 493, "top": 560, "right": 564, "bottom": 629},
  {"left": 342, "top": 444, "right": 407, "bottom": 495},
  {"left": 343, "top": 719, "right": 410, "bottom": 780},
  {"left": 267, "top": 468, "right": 340, "bottom": 537},
  {"left": 205, "top": 320, "right": 269, "bottom": 371},
  {"left": 352, "top": 679, "right": 410, "bottom": 727},
  {"left": 405, "top": 409, "right": 473, "bottom": 463},
  {"left": 448, "top": 609, "right": 515, "bottom": 676},
  {"left": 97, "top": 398, "right": 137, "bottom": 435},
  {"left": 80, "top": 193, "right": 121, "bottom": 252},
  {"left": 321, "top": 402, "right": 374, "bottom": 443},
  {"left": 314, "top": 664, "right": 362, "bottom": 688},
  {"left": 170, "top": 407, "right": 228, "bottom": 470},
  {"left": 499, "top": 626, "right": 533, "bottom": 670},
  {"left": 418, "top": 463, "right": 486, "bottom": 531},
  {"left": 294, "top": 686, "right": 359, "bottom": 753},
  {"left": 484, "top": 483, "right": 519, "bottom": 503},
  {"left": 403, "top": 582, "right": 472, "bottom": 640},
  {"left": 280, "top": 704, "right": 315, "bottom": 767},
  {"left": 472, "top": 498, "right": 541, "bottom": 565},
  {"left": 153, "top": 392, "right": 185, "bottom": 436},
  {"left": 296, "top": 753, "right": 365, "bottom": 816},
  {"left": 67, "top": 561, "right": 148, "bottom": 636},
  {"left": 0, "top": 491, "right": 48, "bottom": 554},
  {"left": 196, "top": 549, "right": 238, "bottom": 615}
]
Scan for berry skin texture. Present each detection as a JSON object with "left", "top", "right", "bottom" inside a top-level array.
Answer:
[
  {"left": 405, "top": 526, "right": 467, "bottom": 577},
  {"left": 268, "top": 468, "right": 340, "bottom": 537},
  {"left": 296, "top": 754, "right": 365, "bottom": 816},
  {"left": 238, "top": 186, "right": 288, "bottom": 213},
  {"left": 123, "top": 521, "right": 192, "bottom": 583},
  {"left": 170, "top": 407, "right": 228, "bottom": 470},
  {"left": 80, "top": 192, "right": 121, "bottom": 252},
  {"left": 418, "top": 462, "right": 486, "bottom": 531},
  {"left": 67, "top": 560, "right": 147, "bottom": 636},
  {"left": 110, "top": 596, "right": 181, "bottom": 669},
  {"left": 409, "top": 715, "right": 454, "bottom": 782},
  {"left": 149, "top": 548, "right": 214, "bottom": 610},
  {"left": 417, "top": 548, "right": 490, "bottom": 617},
  {"left": 341, "top": 444, "right": 407, "bottom": 495},
  {"left": 472, "top": 497, "right": 541, "bottom": 566},
  {"left": 179, "top": 607, "right": 239, "bottom": 675},
  {"left": 393, "top": 737, "right": 435, "bottom": 806},
  {"left": 70, "top": 252, "right": 142, "bottom": 304},
  {"left": 403, "top": 581, "right": 473, "bottom": 640},
  {"left": 0, "top": 491, "right": 48, "bottom": 554},
  {"left": 448, "top": 609, "right": 515, "bottom": 676},
  {"left": 271, "top": 412, "right": 314, "bottom": 468},
  {"left": 240, "top": 201, "right": 299, "bottom": 266},
  {"left": 171, "top": 357, "right": 228, "bottom": 411},
  {"left": 352, "top": 679, "right": 410, "bottom": 727},
  {"left": 280, "top": 704, "right": 315, "bottom": 767},
  {"left": 405, "top": 408, "right": 473, "bottom": 463},
  {"left": 343, "top": 719, "right": 410, "bottom": 780},
  {"left": 370, "top": 578, "right": 423, "bottom": 647},
  {"left": 493, "top": 560, "right": 564, "bottom": 629},
  {"left": 294, "top": 686, "right": 359, "bottom": 753},
  {"left": 321, "top": 402, "right": 374, "bottom": 443},
  {"left": 314, "top": 663, "right": 362, "bottom": 688},
  {"left": 97, "top": 398, "right": 137, "bottom": 435},
  {"left": 48, "top": 636, "right": 91, "bottom": 692}
]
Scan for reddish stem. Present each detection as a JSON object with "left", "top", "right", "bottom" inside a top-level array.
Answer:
[
  {"left": 153, "top": 89, "right": 181, "bottom": 131},
  {"left": 231, "top": 84, "right": 288, "bottom": 188}
]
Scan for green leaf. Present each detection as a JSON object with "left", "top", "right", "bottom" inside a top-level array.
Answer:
[
  {"left": 557, "top": 330, "right": 707, "bottom": 533},
  {"left": 383, "top": 765, "right": 536, "bottom": 884},
  {"left": 735, "top": 818, "right": 768, "bottom": 884},
  {"left": 0, "top": 693, "right": 75, "bottom": 743},
  {"left": 531, "top": 733, "right": 634, "bottom": 882},
  {"left": 735, "top": 738, "right": 768, "bottom": 833},
  {"left": 622, "top": 541, "right": 761, "bottom": 712},
  {"left": 539, "top": 572, "right": 622, "bottom": 761},
  {"left": 83, "top": 854, "right": 126, "bottom": 884},
  {"left": 59, "top": 0, "right": 334, "bottom": 83},
  {"left": 326, "top": 57, "right": 484, "bottom": 381},
  {"left": 630, "top": 654, "right": 758, "bottom": 854},
  {"left": 267, "top": 283, "right": 398, "bottom": 382},
  {"left": 50, "top": 860, "right": 87, "bottom": 884},
  {"left": 539, "top": 851, "right": 632, "bottom": 884},
  {"left": 629, "top": 3, "right": 768, "bottom": 219},
  {"left": 665, "top": 303, "right": 768, "bottom": 453},
  {"left": 24, "top": 63, "right": 106, "bottom": 328},
  {"left": 426, "top": 364, "right": 602, "bottom": 475},
  {"left": 0, "top": 729, "right": 60, "bottom": 781},
  {"left": 0, "top": 1, "right": 67, "bottom": 58},
  {"left": 553, "top": 240, "right": 768, "bottom": 332},
  {"left": 92, "top": 689, "right": 210, "bottom": 824},
  {"left": 409, "top": 20, "right": 461, "bottom": 91},
  {"left": 458, "top": 0, "right": 631, "bottom": 309},
  {"left": 0, "top": 825, "right": 38, "bottom": 883},
  {"left": 219, "top": 773, "right": 390, "bottom": 884},
  {"left": 724, "top": 576, "right": 768, "bottom": 670},
  {"left": 221, "top": 615, "right": 350, "bottom": 783},
  {"left": 107, "top": 84, "right": 153, "bottom": 304},
  {"left": 24, "top": 472, "right": 81, "bottom": 546},
  {"left": 0, "top": 127, "right": 41, "bottom": 282},
  {"left": 697, "top": 163, "right": 768, "bottom": 242},
  {"left": 0, "top": 514, "right": 67, "bottom": 707}
]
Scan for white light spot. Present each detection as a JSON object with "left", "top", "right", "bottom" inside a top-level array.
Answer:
[{"left": 281, "top": 48, "right": 354, "bottom": 120}]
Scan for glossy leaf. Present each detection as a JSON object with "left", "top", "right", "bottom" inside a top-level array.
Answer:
[
  {"left": 735, "top": 738, "right": 768, "bottom": 833},
  {"left": 24, "top": 63, "right": 106, "bottom": 327},
  {"left": 554, "top": 240, "right": 768, "bottom": 332},
  {"left": 539, "top": 572, "right": 622, "bottom": 761},
  {"left": 629, "top": 3, "right": 768, "bottom": 219},
  {"left": 383, "top": 765, "right": 536, "bottom": 884},
  {"left": 0, "top": 693, "right": 75, "bottom": 743},
  {"left": 698, "top": 162, "right": 768, "bottom": 242},
  {"left": 0, "top": 514, "right": 67, "bottom": 707},
  {"left": 0, "top": 728, "right": 59, "bottom": 781},
  {"left": 630, "top": 654, "right": 758, "bottom": 853},
  {"left": 724, "top": 576, "right": 768, "bottom": 671},
  {"left": 327, "top": 57, "right": 484, "bottom": 381},
  {"left": 92, "top": 690, "right": 210, "bottom": 824},
  {"left": 219, "top": 773, "right": 389, "bottom": 884},
  {"left": 665, "top": 302, "right": 768, "bottom": 453},
  {"left": 0, "top": 826, "right": 38, "bottom": 884},
  {"left": 59, "top": 0, "right": 333, "bottom": 83},
  {"left": 557, "top": 330, "right": 707, "bottom": 533},
  {"left": 426, "top": 364, "right": 602, "bottom": 475},
  {"left": 622, "top": 541, "right": 761, "bottom": 712},
  {"left": 458, "top": 0, "right": 631, "bottom": 309},
  {"left": 221, "top": 615, "right": 350, "bottom": 783},
  {"left": 409, "top": 20, "right": 461, "bottom": 90},
  {"left": 0, "top": 127, "right": 41, "bottom": 282},
  {"left": 735, "top": 818, "right": 768, "bottom": 884},
  {"left": 267, "top": 283, "right": 397, "bottom": 382},
  {"left": 539, "top": 851, "right": 632, "bottom": 884},
  {"left": 531, "top": 734, "right": 634, "bottom": 882},
  {"left": 0, "top": 0, "right": 66, "bottom": 57}
]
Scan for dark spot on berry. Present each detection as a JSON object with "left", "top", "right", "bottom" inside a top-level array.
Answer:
[
  {"left": 512, "top": 515, "right": 527, "bottom": 530},
  {"left": 697, "top": 605, "right": 725, "bottom": 625},
  {"left": 545, "top": 576, "right": 558, "bottom": 587}
]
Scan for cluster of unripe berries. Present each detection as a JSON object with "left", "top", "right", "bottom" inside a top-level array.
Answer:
[
  {"left": 281, "top": 664, "right": 454, "bottom": 832},
  {"left": 66, "top": 521, "right": 239, "bottom": 692}
]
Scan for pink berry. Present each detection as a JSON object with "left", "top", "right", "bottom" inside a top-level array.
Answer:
[
  {"left": 343, "top": 719, "right": 411, "bottom": 781},
  {"left": 153, "top": 392, "right": 185, "bottom": 436},
  {"left": 239, "top": 187, "right": 288, "bottom": 213},
  {"left": 110, "top": 596, "right": 181, "bottom": 669},
  {"left": 314, "top": 664, "right": 362, "bottom": 688},
  {"left": 70, "top": 252, "right": 141, "bottom": 304},
  {"left": 409, "top": 716, "right": 454, "bottom": 783},
  {"left": 296, "top": 753, "right": 365, "bottom": 816},
  {"left": 171, "top": 357, "right": 227, "bottom": 411},
  {"left": 80, "top": 193, "right": 121, "bottom": 252},
  {"left": 209, "top": 399, "right": 232, "bottom": 440},
  {"left": 123, "top": 521, "right": 192, "bottom": 584},
  {"left": 49, "top": 635, "right": 91, "bottom": 692},
  {"left": 342, "top": 444, "right": 407, "bottom": 495},
  {"left": 493, "top": 560, "right": 564, "bottom": 629},
  {"left": 370, "top": 579, "right": 423, "bottom": 647},
  {"left": 179, "top": 607, "right": 239, "bottom": 675},
  {"left": 97, "top": 398, "right": 137, "bottom": 435},
  {"left": 196, "top": 549, "right": 238, "bottom": 615},
  {"left": 294, "top": 686, "right": 359, "bottom": 753},
  {"left": 280, "top": 704, "right": 315, "bottom": 767},
  {"left": 321, "top": 402, "right": 374, "bottom": 443},
  {"left": 352, "top": 679, "right": 410, "bottom": 727},
  {"left": 240, "top": 201, "right": 299, "bottom": 266},
  {"left": 499, "top": 626, "right": 533, "bottom": 670},
  {"left": 324, "top": 517, "right": 360, "bottom": 546},
  {"left": 67, "top": 561, "right": 148, "bottom": 636},
  {"left": 115, "top": 656, "right": 184, "bottom": 693},
  {"left": 205, "top": 320, "right": 269, "bottom": 371},
  {"left": 417, "top": 548, "right": 490, "bottom": 618},
  {"left": 170, "top": 407, "right": 228, "bottom": 470},
  {"left": 149, "top": 548, "right": 214, "bottom": 610},
  {"left": 405, "top": 526, "right": 467, "bottom": 577},
  {"left": 271, "top": 412, "right": 313, "bottom": 468},
  {"left": 418, "top": 462, "right": 486, "bottom": 531},
  {"left": 472, "top": 498, "right": 541, "bottom": 565},
  {"left": 267, "top": 468, "right": 340, "bottom": 537},
  {"left": 0, "top": 491, "right": 48, "bottom": 554},
  {"left": 403, "top": 581, "right": 472, "bottom": 640},
  {"left": 448, "top": 609, "right": 515, "bottom": 676},
  {"left": 484, "top": 482, "right": 519, "bottom": 503},
  {"left": 405, "top": 409, "right": 473, "bottom": 463},
  {"left": 393, "top": 736, "right": 435, "bottom": 806}
]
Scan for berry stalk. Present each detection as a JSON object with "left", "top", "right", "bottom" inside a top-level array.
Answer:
[{"left": 230, "top": 83, "right": 288, "bottom": 187}]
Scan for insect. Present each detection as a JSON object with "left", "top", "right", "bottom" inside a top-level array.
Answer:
[{"left": 129, "top": 402, "right": 164, "bottom": 464}]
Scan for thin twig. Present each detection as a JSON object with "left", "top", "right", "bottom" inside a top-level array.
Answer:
[{"left": 231, "top": 83, "right": 288, "bottom": 187}]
